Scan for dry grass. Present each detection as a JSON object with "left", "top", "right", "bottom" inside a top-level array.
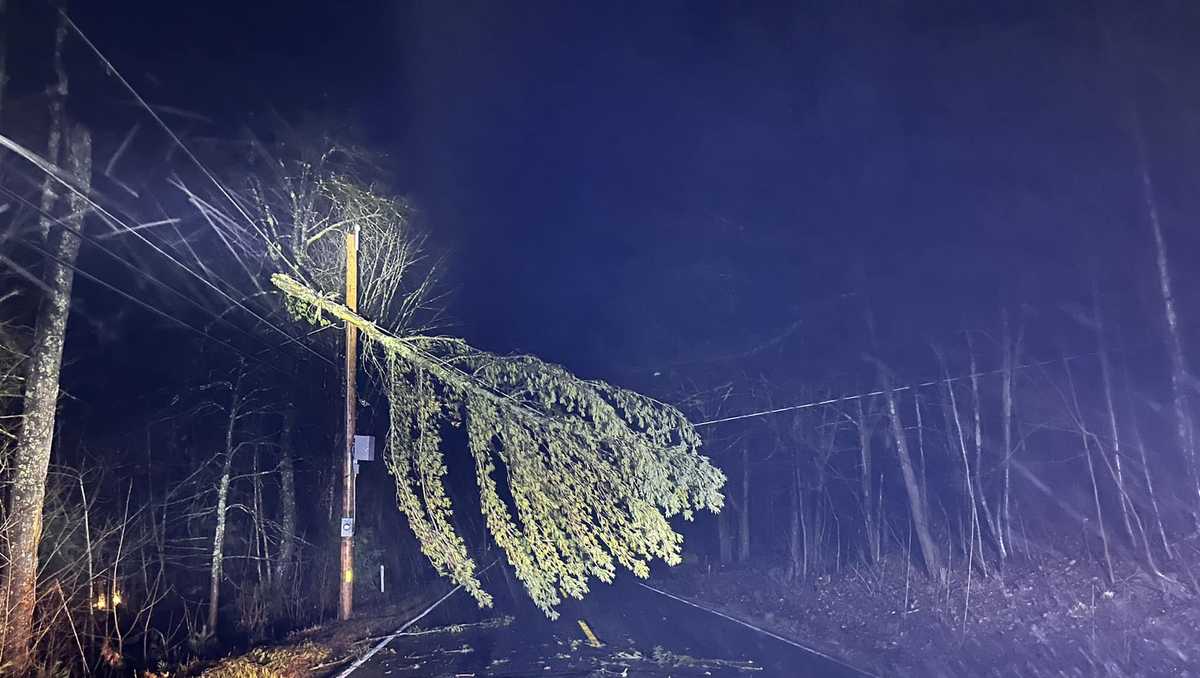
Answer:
[{"left": 198, "top": 641, "right": 331, "bottom": 678}]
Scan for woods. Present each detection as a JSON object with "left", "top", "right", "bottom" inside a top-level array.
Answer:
[
  {"left": 3, "top": 2, "right": 1200, "bottom": 676},
  {"left": 1, "top": 7, "right": 727, "bottom": 672}
]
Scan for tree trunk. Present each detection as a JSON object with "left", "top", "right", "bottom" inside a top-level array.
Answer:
[
  {"left": 1063, "top": 357, "right": 1114, "bottom": 584},
  {"left": 1000, "top": 309, "right": 1021, "bottom": 556},
  {"left": 717, "top": 509, "right": 733, "bottom": 565},
  {"left": 788, "top": 454, "right": 803, "bottom": 581},
  {"left": 1092, "top": 275, "right": 1135, "bottom": 542},
  {"left": 967, "top": 333, "right": 1003, "bottom": 558},
  {"left": 252, "top": 444, "right": 269, "bottom": 586},
  {"left": 854, "top": 401, "right": 879, "bottom": 563},
  {"left": 274, "top": 410, "right": 298, "bottom": 585},
  {"left": 207, "top": 378, "right": 242, "bottom": 637},
  {"left": 738, "top": 444, "right": 750, "bottom": 563},
  {"left": 34, "top": 15, "right": 68, "bottom": 244},
  {"left": 945, "top": 365, "right": 988, "bottom": 576},
  {"left": 0, "top": 0, "right": 8, "bottom": 125},
  {"left": 1, "top": 125, "right": 91, "bottom": 667},
  {"left": 914, "top": 394, "right": 928, "bottom": 521},
  {"left": 878, "top": 365, "right": 944, "bottom": 584},
  {"left": 1127, "top": 391, "right": 1173, "bottom": 560},
  {"left": 1126, "top": 109, "right": 1199, "bottom": 527}
]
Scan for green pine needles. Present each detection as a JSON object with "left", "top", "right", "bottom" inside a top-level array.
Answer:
[{"left": 272, "top": 274, "right": 725, "bottom": 618}]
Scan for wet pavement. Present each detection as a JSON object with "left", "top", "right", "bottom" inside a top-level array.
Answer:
[{"left": 344, "top": 566, "right": 873, "bottom": 677}]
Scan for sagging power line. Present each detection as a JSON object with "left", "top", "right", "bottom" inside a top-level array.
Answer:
[
  {"left": 0, "top": 131, "right": 335, "bottom": 367},
  {"left": 0, "top": 183, "right": 274, "bottom": 348},
  {"left": 692, "top": 351, "right": 1103, "bottom": 428},
  {"left": 13, "top": 237, "right": 294, "bottom": 378}
]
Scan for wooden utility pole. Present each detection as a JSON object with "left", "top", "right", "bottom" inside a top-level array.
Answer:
[{"left": 339, "top": 225, "right": 359, "bottom": 621}]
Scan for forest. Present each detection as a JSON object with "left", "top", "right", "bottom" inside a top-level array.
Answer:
[{"left": 3, "top": 2, "right": 1200, "bottom": 676}]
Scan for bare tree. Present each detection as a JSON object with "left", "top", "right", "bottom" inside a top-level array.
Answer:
[
  {"left": 0, "top": 0, "right": 8, "bottom": 125},
  {"left": 875, "top": 361, "right": 944, "bottom": 583},
  {"left": 1061, "top": 356, "right": 1114, "bottom": 584},
  {"left": 717, "top": 509, "right": 735, "bottom": 566},
  {"left": 1091, "top": 274, "right": 1135, "bottom": 542},
  {"left": 1097, "top": 3, "right": 1198, "bottom": 531},
  {"left": 1135, "top": 123, "right": 1198, "bottom": 528},
  {"left": 199, "top": 369, "right": 270, "bottom": 640},
  {"left": 273, "top": 408, "right": 298, "bottom": 587},
  {"left": 2, "top": 124, "right": 91, "bottom": 667},
  {"left": 966, "top": 332, "right": 1003, "bottom": 559},
  {"left": 1126, "top": 390, "right": 1173, "bottom": 561},
  {"left": 999, "top": 309, "right": 1022, "bottom": 556},
  {"left": 32, "top": 14, "right": 69, "bottom": 246},
  {"left": 677, "top": 381, "right": 738, "bottom": 567},
  {"left": 940, "top": 348, "right": 988, "bottom": 576},
  {"left": 784, "top": 403, "right": 838, "bottom": 582},
  {"left": 849, "top": 399, "right": 880, "bottom": 563},
  {"left": 737, "top": 443, "right": 751, "bottom": 563}
]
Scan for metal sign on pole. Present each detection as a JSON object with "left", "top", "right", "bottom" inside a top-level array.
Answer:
[{"left": 353, "top": 435, "right": 375, "bottom": 462}]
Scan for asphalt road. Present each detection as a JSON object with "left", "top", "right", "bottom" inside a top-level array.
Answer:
[{"left": 342, "top": 566, "right": 873, "bottom": 678}]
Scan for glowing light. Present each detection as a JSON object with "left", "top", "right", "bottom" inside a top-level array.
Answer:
[{"left": 93, "top": 587, "right": 123, "bottom": 611}]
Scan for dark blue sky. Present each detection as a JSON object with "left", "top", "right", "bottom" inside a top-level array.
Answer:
[{"left": 55, "top": 0, "right": 1200, "bottom": 384}]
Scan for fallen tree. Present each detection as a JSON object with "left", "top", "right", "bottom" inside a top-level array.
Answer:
[{"left": 272, "top": 273, "right": 724, "bottom": 617}]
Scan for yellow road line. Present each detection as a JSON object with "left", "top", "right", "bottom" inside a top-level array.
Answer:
[{"left": 577, "top": 618, "right": 603, "bottom": 648}]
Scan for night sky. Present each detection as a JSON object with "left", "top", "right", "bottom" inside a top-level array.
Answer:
[{"left": 18, "top": 0, "right": 1200, "bottom": 401}]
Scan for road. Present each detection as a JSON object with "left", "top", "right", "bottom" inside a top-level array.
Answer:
[{"left": 342, "top": 566, "right": 874, "bottom": 677}]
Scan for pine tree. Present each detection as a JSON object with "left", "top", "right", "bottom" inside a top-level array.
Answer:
[
  {"left": 235, "top": 143, "right": 725, "bottom": 617},
  {"left": 272, "top": 274, "right": 724, "bottom": 617}
]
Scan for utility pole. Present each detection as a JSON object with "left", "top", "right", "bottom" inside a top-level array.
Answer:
[{"left": 339, "top": 225, "right": 359, "bottom": 621}]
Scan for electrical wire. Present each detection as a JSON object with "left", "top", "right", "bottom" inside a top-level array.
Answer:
[
  {"left": 0, "top": 183, "right": 281, "bottom": 350},
  {"left": 13, "top": 237, "right": 293, "bottom": 378},
  {"left": 56, "top": 8, "right": 263, "bottom": 235},
  {"left": 40, "top": 5, "right": 1162, "bottom": 444},
  {"left": 0, "top": 132, "right": 335, "bottom": 367},
  {"left": 637, "top": 582, "right": 878, "bottom": 677},
  {"left": 691, "top": 351, "right": 1103, "bottom": 427},
  {"left": 334, "top": 559, "right": 499, "bottom": 678}
]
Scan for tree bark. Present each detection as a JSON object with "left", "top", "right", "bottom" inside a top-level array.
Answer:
[
  {"left": 1063, "top": 357, "right": 1114, "bottom": 584},
  {"left": 1000, "top": 309, "right": 1020, "bottom": 556},
  {"left": 854, "top": 401, "right": 879, "bottom": 563},
  {"left": 788, "top": 453, "right": 803, "bottom": 581},
  {"left": 35, "top": 15, "right": 69, "bottom": 244},
  {"left": 1134, "top": 120, "right": 1199, "bottom": 527},
  {"left": 1127, "top": 391, "right": 1173, "bottom": 560},
  {"left": 737, "top": 444, "right": 750, "bottom": 563},
  {"left": 717, "top": 509, "right": 733, "bottom": 565},
  {"left": 274, "top": 409, "right": 298, "bottom": 586},
  {"left": 967, "top": 333, "right": 1003, "bottom": 558},
  {"left": 944, "top": 358, "right": 988, "bottom": 576},
  {"left": 914, "top": 394, "right": 928, "bottom": 521},
  {"left": 207, "top": 376, "right": 242, "bottom": 637},
  {"left": 0, "top": 0, "right": 8, "bottom": 125},
  {"left": 2, "top": 125, "right": 91, "bottom": 666},
  {"left": 878, "top": 365, "right": 944, "bottom": 584},
  {"left": 1092, "top": 275, "right": 1135, "bottom": 542},
  {"left": 252, "top": 444, "right": 269, "bottom": 585}
]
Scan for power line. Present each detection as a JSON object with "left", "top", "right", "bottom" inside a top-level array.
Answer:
[
  {"left": 12, "top": 237, "right": 292, "bottom": 377},
  {"left": 692, "top": 351, "right": 1103, "bottom": 428},
  {"left": 59, "top": 6, "right": 277, "bottom": 297},
  {"left": 56, "top": 8, "right": 262, "bottom": 236},
  {"left": 0, "top": 183, "right": 279, "bottom": 350},
  {"left": 0, "top": 132, "right": 335, "bottom": 367},
  {"left": 48, "top": 10, "right": 334, "bottom": 366}
]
